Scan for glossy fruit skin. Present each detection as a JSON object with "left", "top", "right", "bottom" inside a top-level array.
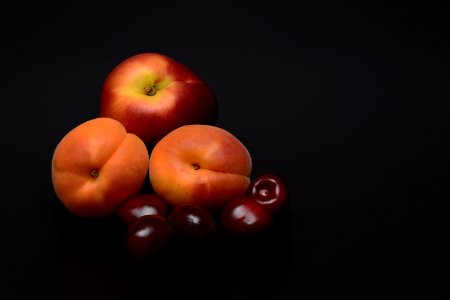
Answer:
[
  {"left": 168, "top": 204, "right": 216, "bottom": 240},
  {"left": 125, "top": 215, "right": 172, "bottom": 258},
  {"left": 117, "top": 194, "right": 168, "bottom": 226},
  {"left": 247, "top": 174, "right": 287, "bottom": 213},
  {"left": 100, "top": 53, "right": 218, "bottom": 148},
  {"left": 220, "top": 197, "right": 272, "bottom": 236}
]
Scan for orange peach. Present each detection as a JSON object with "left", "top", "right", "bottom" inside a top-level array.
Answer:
[
  {"left": 149, "top": 124, "right": 252, "bottom": 210},
  {"left": 51, "top": 117, "right": 149, "bottom": 217}
]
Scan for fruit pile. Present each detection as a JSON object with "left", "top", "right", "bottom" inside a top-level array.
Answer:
[{"left": 51, "top": 53, "right": 288, "bottom": 258}]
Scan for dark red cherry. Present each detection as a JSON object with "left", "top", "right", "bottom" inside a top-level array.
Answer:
[
  {"left": 221, "top": 197, "right": 272, "bottom": 236},
  {"left": 247, "top": 174, "right": 287, "bottom": 213},
  {"left": 125, "top": 215, "right": 172, "bottom": 258},
  {"left": 168, "top": 204, "right": 216, "bottom": 240},
  {"left": 117, "top": 194, "right": 168, "bottom": 225}
]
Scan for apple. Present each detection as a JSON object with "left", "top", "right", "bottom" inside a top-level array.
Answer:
[
  {"left": 149, "top": 124, "right": 252, "bottom": 211},
  {"left": 99, "top": 53, "right": 218, "bottom": 147}
]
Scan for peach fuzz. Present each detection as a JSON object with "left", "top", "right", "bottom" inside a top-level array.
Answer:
[
  {"left": 51, "top": 117, "right": 149, "bottom": 217},
  {"left": 149, "top": 124, "right": 252, "bottom": 211}
]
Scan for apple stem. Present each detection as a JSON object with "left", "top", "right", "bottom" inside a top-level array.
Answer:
[
  {"left": 90, "top": 169, "right": 100, "bottom": 178},
  {"left": 144, "top": 85, "right": 158, "bottom": 96}
]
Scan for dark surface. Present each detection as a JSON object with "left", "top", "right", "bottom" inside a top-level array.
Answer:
[{"left": 1, "top": 2, "right": 449, "bottom": 299}]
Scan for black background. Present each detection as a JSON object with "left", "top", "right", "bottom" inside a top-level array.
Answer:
[{"left": 1, "top": 1, "right": 449, "bottom": 299}]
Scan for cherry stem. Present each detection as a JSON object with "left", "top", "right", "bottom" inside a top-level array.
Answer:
[
  {"left": 144, "top": 85, "right": 157, "bottom": 96},
  {"left": 259, "top": 189, "right": 269, "bottom": 197}
]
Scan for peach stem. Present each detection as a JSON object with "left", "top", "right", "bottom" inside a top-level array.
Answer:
[{"left": 90, "top": 169, "right": 100, "bottom": 178}]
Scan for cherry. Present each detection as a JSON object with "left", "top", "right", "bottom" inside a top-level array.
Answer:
[
  {"left": 247, "top": 174, "right": 287, "bottom": 213},
  {"left": 125, "top": 215, "right": 172, "bottom": 258},
  {"left": 220, "top": 196, "right": 272, "bottom": 236},
  {"left": 168, "top": 204, "right": 216, "bottom": 240},
  {"left": 117, "top": 194, "right": 168, "bottom": 225}
]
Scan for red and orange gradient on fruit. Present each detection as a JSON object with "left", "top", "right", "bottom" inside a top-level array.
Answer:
[
  {"left": 149, "top": 125, "right": 252, "bottom": 211},
  {"left": 51, "top": 118, "right": 149, "bottom": 217},
  {"left": 100, "top": 53, "right": 218, "bottom": 147}
]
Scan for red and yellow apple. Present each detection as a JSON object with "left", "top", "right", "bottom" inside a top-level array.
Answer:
[
  {"left": 149, "top": 124, "right": 252, "bottom": 211},
  {"left": 51, "top": 117, "right": 149, "bottom": 217},
  {"left": 100, "top": 53, "right": 218, "bottom": 147}
]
